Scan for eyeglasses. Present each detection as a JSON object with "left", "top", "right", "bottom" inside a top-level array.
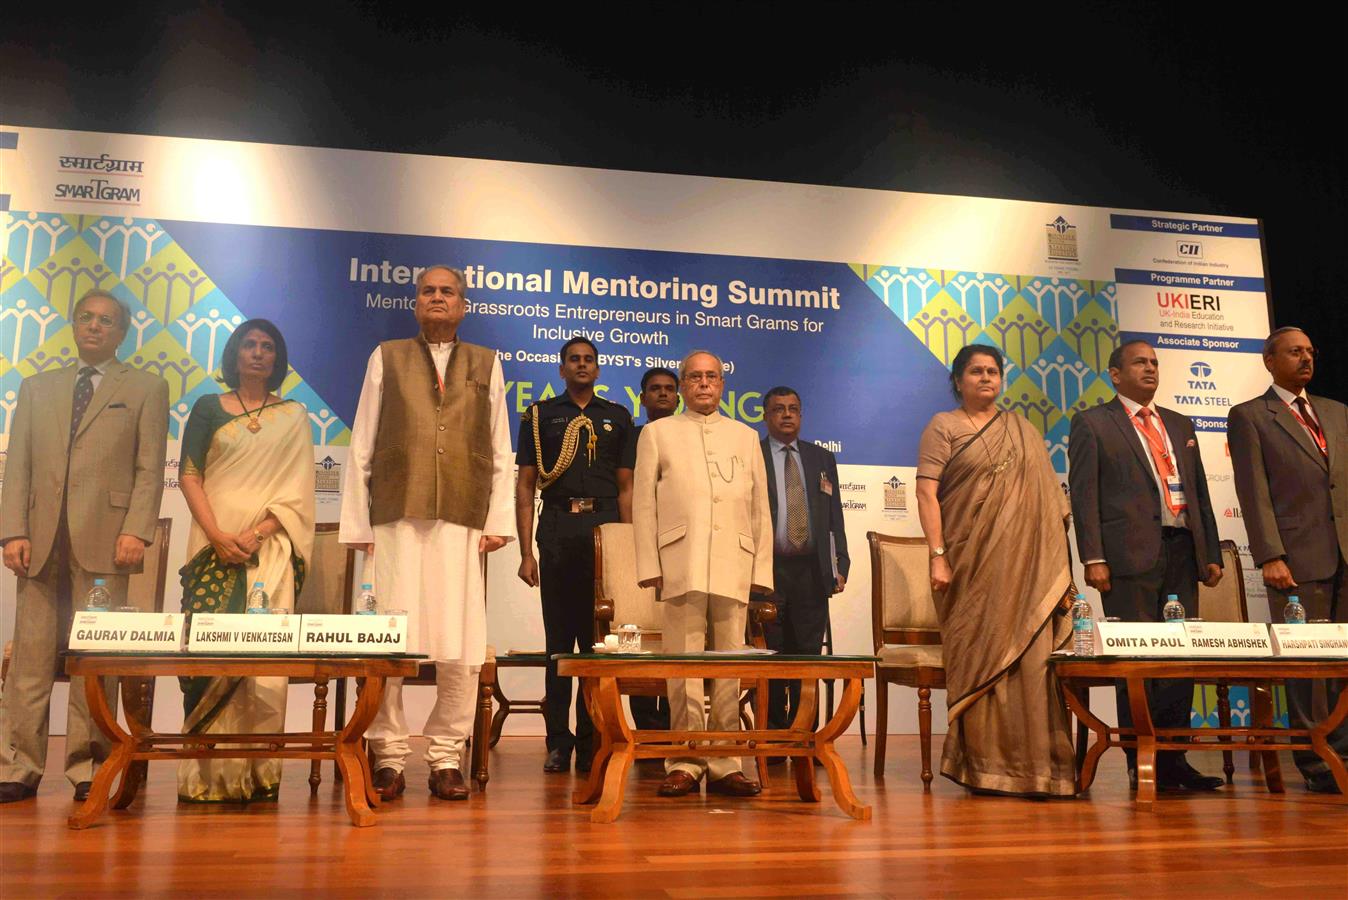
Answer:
[
  {"left": 75, "top": 311, "right": 119, "bottom": 328},
  {"left": 683, "top": 372, "right": 723, "bottom": 385}
]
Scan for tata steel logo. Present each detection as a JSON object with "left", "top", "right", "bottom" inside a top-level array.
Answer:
[
  {"left": 1189, "top": 361, "right": 1213, "bottom": 380},
  {"left": 1175, "top": 359, "right": 1228, "bottom": 408},
  {"left": 1177, "top": 240, "right": 1203, "bottom": 259}
]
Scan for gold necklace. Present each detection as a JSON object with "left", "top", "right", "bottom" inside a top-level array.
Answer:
[
  {"left": 962, "top": 406, "right": 1016, "bottom": 474},
  {"left": 236, "top": 391, "right": 269, "bottom": 433}
]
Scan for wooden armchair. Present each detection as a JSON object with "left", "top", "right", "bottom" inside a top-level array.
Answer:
[
  {"left": 1197, "top": 539, "right": 1256, "bottom": 782},
  {"left": 867, "top": 531, "right": 946, "bottom": 788},
  {"left": 592, "top": 522, "right": 777, "bottom": 782}
]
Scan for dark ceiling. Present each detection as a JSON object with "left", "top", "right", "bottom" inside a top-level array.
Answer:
[{"left": 4, "top": 2, "right": 1343, "bottom": 397}]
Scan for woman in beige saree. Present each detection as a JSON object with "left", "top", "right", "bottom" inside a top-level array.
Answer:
[
  {"left": 915, "top": 343, "right": 1077, "bottom": 797},
  {"left": 176, "top": 319, "right": 314, "bottom": 802}
]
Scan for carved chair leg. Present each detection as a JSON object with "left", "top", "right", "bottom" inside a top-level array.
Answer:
[
  {"left": 334, "top": 678, "right": 347, "bottom": 783},
  {"left": 873, "top": 678, "right": 888, "bottom": 777},
  {"left": 310, "top": 679, "right": 329, "bottom": 794},
  {"left": 918, "top": 685, "right": 933, "bottom": 790}
]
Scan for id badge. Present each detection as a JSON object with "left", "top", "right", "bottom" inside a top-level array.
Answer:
[
  {"left": 1166, "top": 480, "right": 1188, "bottom": 509},
  {"left": 819, "top": 472, "right": 834, "bottom": 496}
]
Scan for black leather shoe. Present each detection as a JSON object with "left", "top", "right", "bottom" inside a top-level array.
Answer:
[
  {"left": 0, "top": 782, "right": 37, "bottom": 804},
  {"left": 372, "top": 767, "right": 406, "bottom": 802},
  {"left": 1305, "top": 775, "right": 1343, "bottom": 795},
  {"left": 1163, "top": 761, "right": 1224, "bottom": 792},
  {"left": 73, "top": 781, "right": 93, "bottom": 802},
  {"left": 575, "top": 750, "right": 593, "bottom": 774},
  {"left": 543, "top": 748, "right": 571, "bottom": 773}
]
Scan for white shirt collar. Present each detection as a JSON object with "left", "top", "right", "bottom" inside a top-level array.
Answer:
[
  {"left": 1117, "top": 394, "right": 1156, "bottom": 417},
  {"left": 1271, "top": 383, "right": 1309, "bottom": 405},
  {"left": 77, "top": 356, "right": 116, "bottom": 375},
  {"left": 769, "top": 435, "right": 798, "bottom": 453}
]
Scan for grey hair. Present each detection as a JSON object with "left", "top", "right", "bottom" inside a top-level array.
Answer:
[
  {"left": 73, "top": 288, "right": 132, "bottom": 333},
  {"left": 1262, "top": 326, "right": 1308, "bottom": 357},
  {"left": 678, "top": 349, "right": 725, "bottom": 381},
  {"left": 414, "top": 264, "right": 468, "bottom": 297}
]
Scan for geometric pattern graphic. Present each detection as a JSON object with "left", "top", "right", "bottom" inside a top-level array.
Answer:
[
  {"left": 1192, "top": 685, "right": 1288, "bottom": 730},
  {"left": 1, "top": 211, "right": 349, "bottom": 445},
  {"left": 851, "top": 264, "right": 1120, "bottom": 472}
]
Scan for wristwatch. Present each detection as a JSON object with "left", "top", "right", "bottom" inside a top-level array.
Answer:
[
  {"left": 253, "top": 527, "right": 266, "bottom": 544},
  {"left": 930, "top": 546, "right": 945, "bottom": 559}
]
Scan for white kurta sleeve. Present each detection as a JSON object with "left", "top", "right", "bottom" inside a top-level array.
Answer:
[
  {"left": 748, "top": 429, "right": 774, "bottom": 591},
  {"left": 338, "top": 347, "right": 383, "bottom": 546},
  {"left": 632, "top": 424, "right": 662, "bottom": 584},
  {"left": 480, "top": 355, "right": 516, "bottom": 540}
]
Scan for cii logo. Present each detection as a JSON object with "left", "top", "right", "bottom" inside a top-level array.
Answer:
[{"left": 1177, "top": 240, "right": 1203, "bottom": 259}]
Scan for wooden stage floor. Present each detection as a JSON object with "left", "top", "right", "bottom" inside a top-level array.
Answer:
[{"left": 1, "top": 736, "right": 1344, "bottom": 898}]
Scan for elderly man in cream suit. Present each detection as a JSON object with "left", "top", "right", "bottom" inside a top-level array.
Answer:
[{"left": 634, "top": 350, "right": 773, "bottom": 798}]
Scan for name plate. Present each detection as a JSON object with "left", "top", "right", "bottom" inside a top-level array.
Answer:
[
  {"left": 188, "top": 613, "right": 301, "bottom": 653},
  {"left": 1270, "top": 623, "right": 1348, "bottom": 658},
  {"left": 299, "top": 615, "right": 407, "bottom": 654},
  {"left": 1095, "top": 621, "right": 1190, "bottom": 656},
  {"left": 69, "top": 612, "right": 186, "bottom": 652},
  {"left": 1182, "top": 621, "right": 1273, "bottom": 656}
]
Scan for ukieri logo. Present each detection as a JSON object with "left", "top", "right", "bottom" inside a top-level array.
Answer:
[{"left": 1045, "top": 216, "right": 1079, "bottom": 261}]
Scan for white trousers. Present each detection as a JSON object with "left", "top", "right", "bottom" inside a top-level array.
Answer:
[
  {"left": 367, "top": 661, "right": 480, "bottom": 772},
  {"left": 663, "top": 591, "right": 747, "bottom": 781}
]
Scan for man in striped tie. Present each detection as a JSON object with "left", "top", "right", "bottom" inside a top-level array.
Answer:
[
  {"left": 0, "top": 289, "right": 168, "bottom": 804},
  {"left": 759, "top": 387, "right": 849, "bottom": 738},
  {"left": 1229, "top": 326, "right": 1348, "bottom": 793},
  {"left": 1069, "top": 339, "right": 1225, "bottom": 792}
]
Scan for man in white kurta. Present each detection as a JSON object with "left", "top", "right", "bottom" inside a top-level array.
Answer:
[
  {"left": 340, "top": 265, "right": 514, "bottom": 802},
  {"left": 634, "top": 350, "right": 773, "bottom": 797}
]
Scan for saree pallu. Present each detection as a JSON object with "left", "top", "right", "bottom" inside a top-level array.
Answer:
[
  {"left": 176, "top": 397, "right": 314, "bottom": 802},
  {"left": 930, "top": 411, "right": 1077, "bottom": 797}
]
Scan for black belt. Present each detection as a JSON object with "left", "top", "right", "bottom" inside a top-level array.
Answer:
[{"left": 543, "top": 496, "right": 618, "bottom": 514}]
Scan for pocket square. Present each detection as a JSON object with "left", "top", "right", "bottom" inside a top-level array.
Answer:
[{"left": 1185, "top": 438, "right": 1196, "bottom": 448}]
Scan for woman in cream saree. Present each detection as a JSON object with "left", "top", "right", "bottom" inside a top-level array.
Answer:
[
  {"left": 915, "top": 344, "right": 1077, "bottom": 797},
  {"left": 176, "top": 320, "right": 314, "bottom": 802}
]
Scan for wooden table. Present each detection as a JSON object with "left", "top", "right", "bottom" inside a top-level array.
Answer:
[
  {"left": 488, "top": 651, "right": 549, "bottom": 747},
  {"left": 1052, "top": 655, "right": 1348, "bottom": 809},
  {"left": 63, "top": 652, "right": 423, "bottom": 829},
  {"left": 556, "top": 653, "right": 875, "bottom": 823}
]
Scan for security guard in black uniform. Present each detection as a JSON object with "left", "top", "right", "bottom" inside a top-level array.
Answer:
[{"left": 516, "top": 337, "right": 635, "bottom": 773}]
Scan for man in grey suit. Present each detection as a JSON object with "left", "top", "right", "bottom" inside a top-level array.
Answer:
[
  {"left": 1228, "top": 326, "right": 1347, "bottom": 793},
  {"left": 759, "top": 386, "right": 850, "bottom": 733},
  {"left": 0, "top": 289, "right": 168, "bottom": 803},
  {"left": 1069, "top": 339, "right": 1224, "bottom": 791}
]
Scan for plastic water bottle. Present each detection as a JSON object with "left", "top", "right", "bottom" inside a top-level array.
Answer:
[
  {"left": 1071, "top": 593, "right": 1095, "bottom": 656},
  {"left": 246, "top": 581, "right": 269, "bottom": 614},
  {"left": 1283, "top": 595, "right": 1306, "bottom": 625},
  {"left": 85, "top": 578, "right": 111, "bottom": 612},
  {"left": 355, "top": 583, "right": 377, "bottom": 615},
  {"left": 1162, "top": 593, "right": 1185, "bottom": 623}
]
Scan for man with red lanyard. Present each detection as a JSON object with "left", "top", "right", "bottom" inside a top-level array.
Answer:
[
  {"left": 1229, "top": 326, "right": 1348, "bottom": 793},
  {"left": 1070, "top": 339, "right": 1225, "bottom": 792}
]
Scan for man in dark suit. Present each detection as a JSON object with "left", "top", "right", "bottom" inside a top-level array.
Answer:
[
  {"left": 0, "top": 289, "right": 168, "bottom": 804},
  {"left": 1069, "top": 339, "right": 1224, "bottom": 791},
  {"left": 1228, "top": 326, "right": 1347, "bottom": 793},
  {"left": 760, "top": 386, "right": 850, "bottom": 733}
]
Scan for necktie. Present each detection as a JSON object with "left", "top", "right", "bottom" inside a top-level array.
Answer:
[
  {"left": 784, "top": 445, "right": 808, "bottom": 552},
  {"left": 69, "top": 366, "right": 97, "bottom": 446},
  {"left": 1134, "top": 408, "right": 1184, "bottom": 515},
  {"left": 1293, "top": 397, "right": 1328, "bottom": 456}
]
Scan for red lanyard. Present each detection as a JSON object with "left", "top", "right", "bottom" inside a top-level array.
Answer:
[{"left": 1283, "top": 399, "right": 1328, "bottom": 454}]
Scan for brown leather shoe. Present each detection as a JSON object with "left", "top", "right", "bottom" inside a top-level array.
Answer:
[
  {"left": 73, "top": 781, "right": 93, "bottom": 802},
  {"left": 0, "top": 782, "right": 37, "bottom": 804},
  {"left": 657, "top": 770, "right": 699, "bottom": 797},
  {"left": 428, "top": 767, "right": 469, "bottom": 801},
  {"left": 372, "top": 767, "right": 405, "bottom": 802},
  {"left": 707, "top": 772, "right": 761, "bottom": 797}
]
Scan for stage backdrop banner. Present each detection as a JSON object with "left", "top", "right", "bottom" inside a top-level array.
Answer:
[{"left": 0, "top": 126, "right": 1280, "bottom": 735}]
